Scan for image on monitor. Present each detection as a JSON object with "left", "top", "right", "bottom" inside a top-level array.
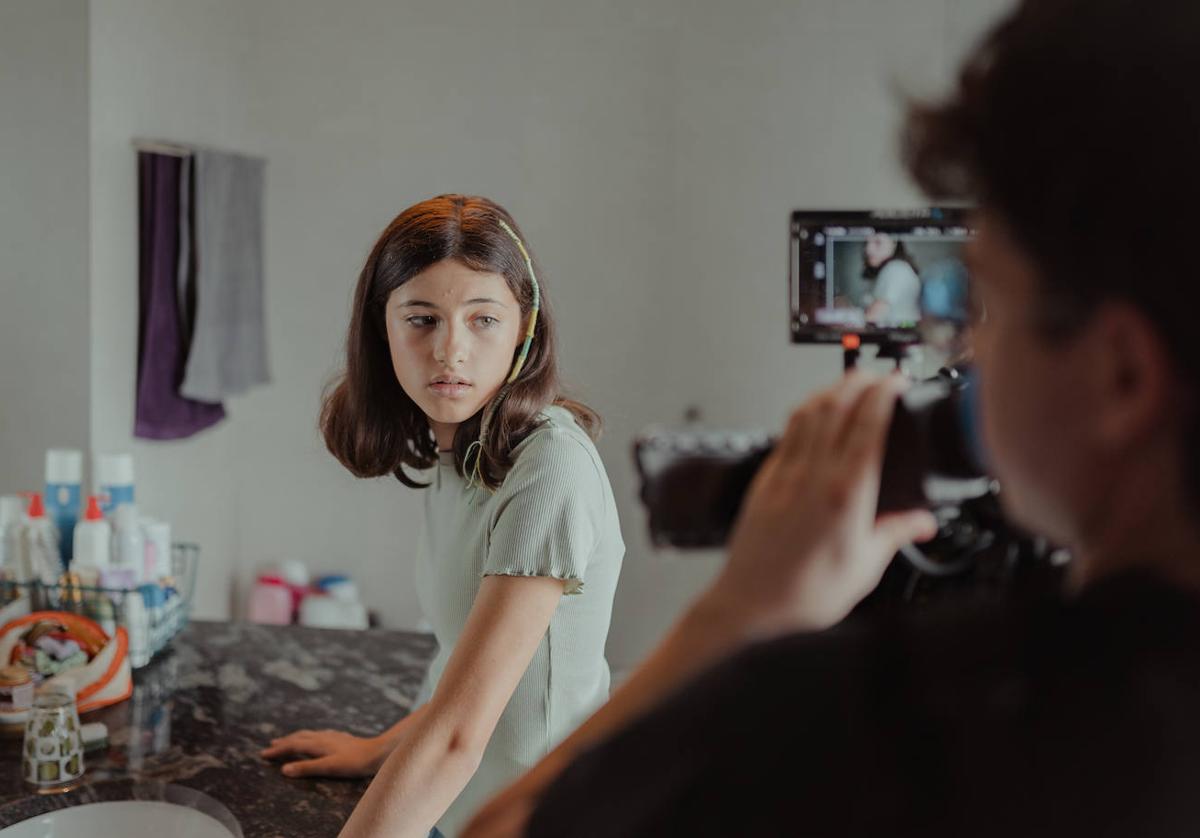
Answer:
[{"left": 789, "top": 208, "right": 974, "bottom": 345}]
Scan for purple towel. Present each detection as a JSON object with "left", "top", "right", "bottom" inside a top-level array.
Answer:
[{"left": 135, "top": 152, "right": 225, "bottom": 440}]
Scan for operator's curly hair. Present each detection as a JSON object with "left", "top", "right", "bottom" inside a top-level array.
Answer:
[{"left": 903, "top": 0, "right": 1200, "bottom": 497}]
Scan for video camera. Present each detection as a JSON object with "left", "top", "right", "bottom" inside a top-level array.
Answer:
[{"left": 635, "top": 209, "right": 1065, "bottom": 604}]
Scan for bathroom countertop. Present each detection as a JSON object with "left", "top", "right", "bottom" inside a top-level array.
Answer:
[{"left": 0, "top": 619, "right": 438, "bottom": 836}]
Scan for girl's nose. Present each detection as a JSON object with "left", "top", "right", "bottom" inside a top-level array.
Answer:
[{"left": 434, "top": 320, "right": 467, "bottom": 366}]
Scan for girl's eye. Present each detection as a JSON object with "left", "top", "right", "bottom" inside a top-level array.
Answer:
[
  {"left": 476, "top": 316, "right": 500, "bottom": 328},
  {"left": 406, "top": 315, "right": 436, "bottom": 328}
]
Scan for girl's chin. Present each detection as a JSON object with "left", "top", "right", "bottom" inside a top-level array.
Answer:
[{"left": 420, "top": 400, "right": 485, "bottom": 426}]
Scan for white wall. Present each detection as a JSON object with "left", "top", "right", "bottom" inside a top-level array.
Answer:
[
  {"left": 7, "top": 0, "right": 1012, "bottom": 667},
  {"left": 88, "top": 0, "right": 258, "bottom": 617},
  {"left": 0, "top": 0, "right": 90, "bottom": 491}
]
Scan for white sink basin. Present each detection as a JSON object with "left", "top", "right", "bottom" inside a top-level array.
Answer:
[{"left": 0, "top": 800, "right": 239, "bottom": 837}]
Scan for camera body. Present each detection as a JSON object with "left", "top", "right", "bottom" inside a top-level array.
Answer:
[{"left": 634, "top": 367, "right": 987, "bottom": 550}]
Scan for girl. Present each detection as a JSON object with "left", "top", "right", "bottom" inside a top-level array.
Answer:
[
  {"left": 262, "top": 195, "right": 625, "bottom": 838},
  {"left": 862, "top": 233, "right": 922, "bottom": 327}
]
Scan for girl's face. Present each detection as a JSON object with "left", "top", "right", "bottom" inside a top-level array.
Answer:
[
  {"left": 385, "top": 259, "right": 524, "bottom": 449},
  {"left": 864, "top": 234, "right": 897, "bottom": 268}
]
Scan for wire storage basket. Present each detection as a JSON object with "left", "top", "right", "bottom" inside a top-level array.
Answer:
[{"left": 1, "top": 543, "right": 199, "bottom": 668}]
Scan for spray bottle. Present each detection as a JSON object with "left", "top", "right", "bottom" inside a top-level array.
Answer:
[
  {"left": 72, "top": 496, "right": 112, "bottom": 572},
  {"left": 0, "top": 496, "right": 26, "bottom": 601},
  {"left": 20, "top": 493, "right": 61, "bottom": 584}
]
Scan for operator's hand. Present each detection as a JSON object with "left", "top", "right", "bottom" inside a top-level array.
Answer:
[
  {"left": 719, "top": 371, "right": 938, "bottom": 632},
  {"left": 261, "top": 729, "right": 390, "bottom": 778}
]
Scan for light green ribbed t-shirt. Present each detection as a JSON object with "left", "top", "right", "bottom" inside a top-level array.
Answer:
[{"left": 412, "top": 404, "right": 625, "bottom": 837}]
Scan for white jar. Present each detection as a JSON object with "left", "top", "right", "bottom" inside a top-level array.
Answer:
[{"left": 140, "top": 518, "right": 172, "bottom": 581}]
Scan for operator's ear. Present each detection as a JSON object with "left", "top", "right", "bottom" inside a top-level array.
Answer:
[{"left": 1084, "top": 300, "right": 1176, "bottom": 449}]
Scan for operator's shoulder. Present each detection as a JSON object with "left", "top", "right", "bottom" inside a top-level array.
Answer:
[
  {"left": 723, "top": 600, "right": 1036, "bottom": 693},
  {"left": 730, "top": 574, "right": 1200, "bottom": 701}
]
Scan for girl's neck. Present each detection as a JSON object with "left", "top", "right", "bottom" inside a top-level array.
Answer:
[{"left": 430, "top": 420, "right": 458, "bottom": 452}]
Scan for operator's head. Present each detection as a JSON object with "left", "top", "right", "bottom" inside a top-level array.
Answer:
[{"left": 903, "top": 0, "right": 1200, "bottom": 577}]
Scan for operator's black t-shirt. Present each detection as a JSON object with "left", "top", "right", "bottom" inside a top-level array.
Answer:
[{"left": 527, "top": 572, "right": 1200, "bottom": 837}]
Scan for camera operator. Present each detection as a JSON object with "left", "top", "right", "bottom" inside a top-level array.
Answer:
[{"left": 464, "top": 0, "right": 1200, "bottom": 835}]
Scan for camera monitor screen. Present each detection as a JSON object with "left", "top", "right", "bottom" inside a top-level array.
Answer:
[{"left": 789, "top": 208, "right": 974, "bottom": 345}]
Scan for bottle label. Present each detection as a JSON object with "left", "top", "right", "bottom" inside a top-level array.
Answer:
[
  {"left": 44, "top": 483, "right": 81, "bottom": 563},
  {"left": 97, "top": 486, "right": 134, "bottom": 517}
]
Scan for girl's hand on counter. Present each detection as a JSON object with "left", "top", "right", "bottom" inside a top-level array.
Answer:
[{"left": 261, "top": 729, "right": 391, "bottom": 778}]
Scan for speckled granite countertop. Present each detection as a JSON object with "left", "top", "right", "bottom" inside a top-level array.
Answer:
[{"left": 0, "top": 620, "right": 438, "bottom": 836}]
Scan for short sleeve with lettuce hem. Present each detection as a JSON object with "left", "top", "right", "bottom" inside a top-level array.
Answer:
[{"left": 482, "top": 422, "right": 605, "bottom": 595}]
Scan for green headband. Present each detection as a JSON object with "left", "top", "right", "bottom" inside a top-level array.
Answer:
[{"left": 498, "top": 219, "right": 541, "bottom": 383}]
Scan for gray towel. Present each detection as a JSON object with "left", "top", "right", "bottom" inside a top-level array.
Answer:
[{"left": 180, "top": 149, "right": 270, "bottom": 401}]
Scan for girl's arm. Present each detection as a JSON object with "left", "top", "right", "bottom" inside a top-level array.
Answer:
[
  {"left": 338, "top": 573, "right": 566, "bottom": 838},
  {"left": 461, "top": 584, "right": 772, "bottom": 837}
]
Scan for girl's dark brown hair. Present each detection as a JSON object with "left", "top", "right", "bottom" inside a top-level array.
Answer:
[
  {"left": 861, "top": 240, "right": 918, "bottom": 281},
  {"left": 321, "top": 194, "right": 599, "bottom": 490},
  {"left": 901, "top": 0, "right": 1200, "bottom": 496}
]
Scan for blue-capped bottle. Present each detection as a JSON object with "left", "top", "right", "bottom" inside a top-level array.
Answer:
[
  {"left": 94, "top": 453, "right": 135, "bottom": 517},
  {"left": 44, "top": 449, "right": 82, "bottom": 565}
]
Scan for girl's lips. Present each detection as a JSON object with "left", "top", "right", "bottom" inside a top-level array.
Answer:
[{"left": 429, "top": 382, "right": 473, "bottom": 398}]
